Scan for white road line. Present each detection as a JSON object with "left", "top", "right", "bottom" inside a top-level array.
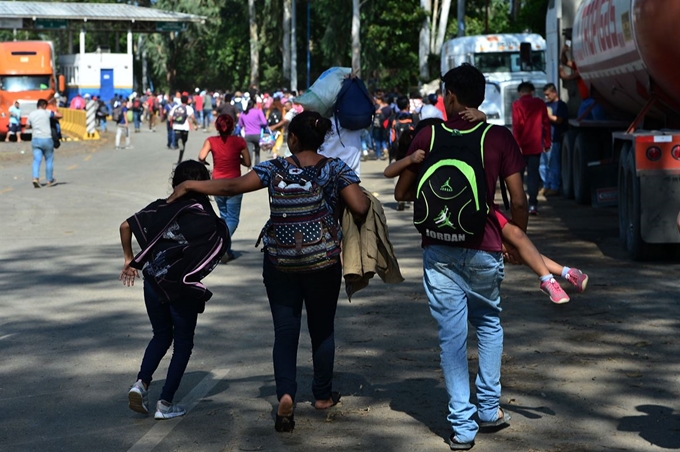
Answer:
[{"left": 127, "top": 368, "right": 230, "bottom": 452}]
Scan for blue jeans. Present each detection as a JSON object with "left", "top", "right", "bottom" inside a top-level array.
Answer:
[
  {"left": 263, "top": 257, "right": 342, "bottom": 402},
  {"left": 166, "top": 121, "right": 176, "bottom": 148},
  {"left": 372, "top": 128, "right": 386, "bottom": 159},
  {"left": 32, "top": 137, "right": 54, "bottom": 181},
  {"left": 99, "top": 117, "right": 108, "bottom": 133},
  {"left": 523, "top": 154, "right": 541, "bottom": 207},
  {"left": 215, "top": 194, "right": 243, "bottom": 253},
  {"left": 203, "top": 110, "right": 213, "bottom": 129},
  {"left": 541, "top": 142, "right": 562, "bottom": 190},
  {"left": 137, "top": 281, "right": 199, "bottom": 403},
  {"left": 423, "top": 245, "right": 504, "bottom": 444},
  {"left": 133, "top": 110, "right": 142, "bottom": 130}
]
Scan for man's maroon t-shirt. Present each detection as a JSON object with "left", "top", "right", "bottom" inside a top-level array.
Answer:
[{"left": 406, "top": 116, "right": 525, "bottom": 253}]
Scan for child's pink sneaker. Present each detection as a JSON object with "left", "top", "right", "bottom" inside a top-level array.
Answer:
[
  {"left": 565, "top": 268, "right": 589, "bottom": 293},
  {"left": 540, "top": 278, "right": 570, "bottom": 304}
]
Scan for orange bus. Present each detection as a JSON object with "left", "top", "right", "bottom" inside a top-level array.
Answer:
[{"left": 0, "top": 41, "right": 65, "bottom": 137}]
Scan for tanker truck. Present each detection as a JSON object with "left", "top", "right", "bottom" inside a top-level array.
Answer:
[{"left": 546, "top": 0, "right": 680, "bottom": 260}]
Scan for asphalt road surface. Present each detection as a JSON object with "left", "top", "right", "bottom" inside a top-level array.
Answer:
[{"left": 1, "top": 127, "right": 678, "bottom": 452}]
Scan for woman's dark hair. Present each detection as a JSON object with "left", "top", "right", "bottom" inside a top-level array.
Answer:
[
  {"left": 244, "top": 99, "right": 255, "bottom": 114},
  {"left": 171, "top": 160, "right": 211, "bottom": 188},
  {"left": 287, "top": 111, "right": 332, "bottom": 151},
  {"left": 215, "top": 114, "right": 234, "bottom": 136},
  {"left": 396, "top": 117, "right": 444, "bottom": 161}
]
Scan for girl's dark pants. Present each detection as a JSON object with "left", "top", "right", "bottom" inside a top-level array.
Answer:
[
  {"left": 137, "top": 281, "right": 198, "bottom": 403},
  {"left": 263, "top": 257, "right": 342, "bottom": 403}
]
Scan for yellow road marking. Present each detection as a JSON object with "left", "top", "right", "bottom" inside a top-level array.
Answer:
[
  {"left": 0, "top": 187, "right": 14, "bottom": 195},
  {"left": 84, "top": 155, "right": 92, "bottom": 161},
  {"left": 67, "top": 164, "right": 78, "bottom": 170}
]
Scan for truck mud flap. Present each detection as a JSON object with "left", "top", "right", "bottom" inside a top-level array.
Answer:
[
  {"left": 640, "top": 173, "right": 680, "bottom": 244},
  {"left": 587, "top": 160, "right": 618, "bottom": 207}
]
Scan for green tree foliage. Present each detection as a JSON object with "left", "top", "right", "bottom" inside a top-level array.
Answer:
[{"left": 0, "top": 0, "right": 548, "bottom": 92}]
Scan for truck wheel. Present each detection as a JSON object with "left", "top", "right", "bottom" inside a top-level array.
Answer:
[
  {"left": 572, "top": 133, "right": 595, "bottom": 205},
  {"left": 561, "top": 131, "right": 575, "bottom": 199},
  {"left": 625, "top": 151, "right": 663, "bottom": 260},
  {"left": 618, "top": 143, "right": 631, "bottom": 247}
]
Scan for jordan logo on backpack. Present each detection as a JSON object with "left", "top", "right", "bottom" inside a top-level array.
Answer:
[{"left": 413, "top": 122, "right": 493, "bottom": 244}]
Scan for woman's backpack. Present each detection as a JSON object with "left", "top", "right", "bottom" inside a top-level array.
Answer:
[{"left": 257, "top": 156, "right": 341, "bottom": 272}]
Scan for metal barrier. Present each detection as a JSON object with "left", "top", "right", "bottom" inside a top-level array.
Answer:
[{"left": 60, "top": 108, "right": 100, "bottom": 141}]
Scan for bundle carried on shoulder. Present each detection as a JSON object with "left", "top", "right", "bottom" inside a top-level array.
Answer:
[
  {"left": 295, "top": 67, "right": 351, "bottom": 117},
  {"left": 297, "top": 66, "right": 375, "bottom": 131}
]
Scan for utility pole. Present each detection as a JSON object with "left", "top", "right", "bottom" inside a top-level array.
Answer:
[
  {"left": 291, "top": 0, "right": 298, "bottom": 93},
  {"left": 457, "top": 0, "right": 466, "bottom": 37}
]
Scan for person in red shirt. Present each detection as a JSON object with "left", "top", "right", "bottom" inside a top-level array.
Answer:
[
  {"left": 198, "top": 114, "right": 251, "bottom": 261},
  {"left": 512, "top": 82, "right": 551, "bottom": 214},
  {"left": 434, "top": 88, "right": 448, "bottom": 121},
  {"left": 395, "top": 63, "right": 527, "bottom": 449}
]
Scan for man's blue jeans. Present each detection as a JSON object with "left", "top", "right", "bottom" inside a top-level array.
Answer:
[
  {"left": 166, "top": 121, "right": 176, "bottom": 148},
  {"left": 203, "top": 110, "right": 213, "bottom": 129},
  {"left": 32, "top": 137, "right": 54, "bottom": 181},
  {"left": 215, "top": 194, "right": 243, "bottom": 253},
  {"left": 133, "top": 110, "right": 142, "bottom": 131},
  {"left": 423, "top": 245, "right": 505, "bottom": 444},
  {"left": 137, "top": 281, "right": 198, "bottom": 403},
  {"left": 540, "top": 142, "right": 562, "bottom": 191}
]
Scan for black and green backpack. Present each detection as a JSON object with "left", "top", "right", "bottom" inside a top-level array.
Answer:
[{"left": 413, "top": 122, "right": 492, "bottom": 244}]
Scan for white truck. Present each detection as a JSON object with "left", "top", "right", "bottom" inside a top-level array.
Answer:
[{"left": 440, "top": 33, "right": 548, "bottom": 126}]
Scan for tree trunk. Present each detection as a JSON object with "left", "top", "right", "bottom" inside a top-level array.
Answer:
[
  {"left": 512, "top": 0, "right": 522, "bottom": 22},
  {"left": 420, "top": 0, "right": 432, "bottom": 81},
  {"left": 283, "top": 0, "right": 292, "bottom": 85},
  {"left": 435, "top": 0, "right": 452, "bottom": 51},
  {"left": 351, "top": 0, "right": 361, "bottom": 77},
  {"left": 291, "top": 0, "right": 298, "bottom": 93},
  {"left": 249, "top": 0, "right": 259, "bottom": 87},
  {"left": 456, "top": 0, "right": 465, "bottom": 38},
  {"left": 430, "top": 0, "right": 439, "bottom": 52}
]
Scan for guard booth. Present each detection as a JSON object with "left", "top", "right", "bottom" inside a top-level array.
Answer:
[{"left": 60, "top": 47, "right": 134, "bottom": 102}]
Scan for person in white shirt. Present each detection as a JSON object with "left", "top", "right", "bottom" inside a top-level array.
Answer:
[
  {"left": 419, "top": 94, "right": 444, "bottom": 120},
  {"left": 318, "top": 115, "right": 363, "bottom": 176},
  {"left": 169, "top": 95, "right": 199, "bottom": 164}
]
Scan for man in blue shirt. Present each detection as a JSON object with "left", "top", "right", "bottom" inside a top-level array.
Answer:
[
  {"left": 6, "top": 101, "right": 22, "bottom": 143},
  {"left": 542, "top": 83, "right": 569, "bottom": 196}
]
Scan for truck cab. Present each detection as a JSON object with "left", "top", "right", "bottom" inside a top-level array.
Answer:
[
  {"left": 0, "top": 41, "right": 64, "bottom": 137},
  {"left": 441, "top": 33, "right": 548, "bottom": 126}
]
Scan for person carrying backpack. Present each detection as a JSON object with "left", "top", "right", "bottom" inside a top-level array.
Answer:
[
  {"left": 388, "top": 96, "right": 414, "bottom": 164},
  {"left": 168, "top": 111, "right": 370, "bottom": 434},
  {"left": 169, "top": 95, "right": 199, "bottom": 164},
  {"left": 394, "top": 64, "right": 528, "bottom": 450}
]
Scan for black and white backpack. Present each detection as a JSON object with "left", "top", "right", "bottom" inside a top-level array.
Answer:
[{"left": 257, "top": 155, "right": 341, "bottom": 272}]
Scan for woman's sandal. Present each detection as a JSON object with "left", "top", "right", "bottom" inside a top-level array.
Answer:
[
  {"left": 274, "top": 412, "right": 295, "bottom": 432},
  {"left": 32, "top": 179, "right": 41, "bottom": 189},
  {"left": 314, "top": 391, "right": 341, "bottom": 410}
]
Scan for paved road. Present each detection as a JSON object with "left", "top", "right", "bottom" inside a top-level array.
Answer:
[{"left": 1, "top": 128, "right": 678, "bottom": 451}]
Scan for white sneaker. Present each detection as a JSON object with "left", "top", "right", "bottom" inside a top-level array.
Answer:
[
  {"left": 154, "top": 400, "right": 186, "bottom": 420},
  {"left": 128, "top": 380, "right": 148, "bottom": 414}
]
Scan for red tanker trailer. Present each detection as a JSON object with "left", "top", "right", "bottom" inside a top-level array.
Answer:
[{"left": 546, "top": 0, "right": 680, "bottom": 260}]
